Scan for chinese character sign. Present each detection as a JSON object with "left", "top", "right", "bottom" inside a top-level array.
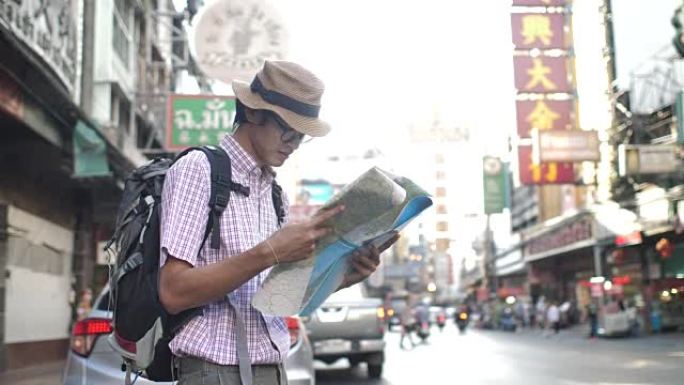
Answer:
[
  {"left": 518, "top": 145, "right": 574, "bottom": 185},
  {"left": 513, "top": 56, "right": 571, "bottom": 93},
  {"left": 511, "top": 13, "right": 567, "bottom": 50},
  {"left": 516, "top": 99, "right": 573, "bottom": 137},
  {"left": 166, "top": 95, "right": 237, "bottom": 151}
]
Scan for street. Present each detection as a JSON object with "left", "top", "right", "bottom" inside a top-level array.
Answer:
[{"left": 315, "top": 325, "right": 684, "bottom": 385}]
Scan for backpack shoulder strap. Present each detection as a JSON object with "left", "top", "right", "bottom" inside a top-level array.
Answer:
[
  {"left": 195, "top": 146, "right": 251, "bottom": 250},
  {"left": 271, "top": 180, "right": 285, "bottom": 227}
]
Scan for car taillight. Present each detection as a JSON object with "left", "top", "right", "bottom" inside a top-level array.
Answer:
[
  {"left": 71, "top": 318, "right": 112, "bottom": 357},
  {"left": 285, "top": 316, "right": 300, "bottom": 347}
]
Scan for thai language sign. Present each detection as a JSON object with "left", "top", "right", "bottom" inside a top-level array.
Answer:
[
  {"left": 534, "top": 130, "right": 600, "bottom": 162},
  {"left": 166, "top": 95, "right": 237, "bottom": 151},
  {"left": 482, "top": 156, "right": 508, "bottom": 214},
  {"left": 0, "top": 0, "right": 79, "bottom": 94}
]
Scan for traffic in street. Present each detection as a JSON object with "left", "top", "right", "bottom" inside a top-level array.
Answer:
[{"left": 316, "top": 324, "right": 684, "bottom": 385}]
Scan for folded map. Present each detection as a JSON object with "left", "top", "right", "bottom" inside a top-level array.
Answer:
[{"left": 252, "top": 167, "right": 433, "bottom": 316}]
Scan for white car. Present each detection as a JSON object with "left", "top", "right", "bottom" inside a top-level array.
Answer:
[{"left": 62, "top": 289, "right": 315, "bottom": 385}]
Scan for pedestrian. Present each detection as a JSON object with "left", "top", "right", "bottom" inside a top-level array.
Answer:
[
  {"left": 158, "top": 61, "right": 399, "bottom": 385},
  {"left": 536, "top": 296, "right": 547, "bottom": 329},
  {"left": 587, "top": 302, "right": 599, "bottom": 339},
  {"left": 76, "top": 288, "right": 93, "bottom": 321},
  {"left": 399, "top": 302, "right": 417, "bottom": 350},
  {"left": 546, "top": 301, "right": 561, "bottom": 335}
]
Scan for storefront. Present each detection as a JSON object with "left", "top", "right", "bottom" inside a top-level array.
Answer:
[
  {"left": 495, "top": 244, "right": 527, "bottom": 300},
  {"left": 524, "top": 212, "right": 599, "bottom": 308},
  {"left": 522, "top": 205, "right": 643, "bottom": 331}
]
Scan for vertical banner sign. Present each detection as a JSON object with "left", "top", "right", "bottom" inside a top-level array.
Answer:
[
  {"left": 483, "top": 156, "right": 507, "bottom": 214},
  {"left": 518, "top": 145, "right": 574, "bottom": 185},
  {"left": 511, "top": 13, "right": 568, "bottom": 50},
  {"left": 513, "top": 56, "right": 571, "bottom": 93},
  {"left": 166, "top": 95, "right": 237, "bottom": 151},
  {"left": 516, "top": 99, "right": 573, "bottom": 137}
]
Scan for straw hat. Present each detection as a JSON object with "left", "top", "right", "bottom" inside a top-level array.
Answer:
[{"left": 232, "top": 61, "right": 331, "bottom": 137}]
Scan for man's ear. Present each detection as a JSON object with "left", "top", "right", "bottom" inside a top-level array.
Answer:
[{"left": 244, "top": 107, "right": 265, "bottom": 125}]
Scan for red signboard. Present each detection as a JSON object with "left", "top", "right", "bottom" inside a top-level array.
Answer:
[
  {"left": 512, "top": 0, "right": 567, "bottom": 6},
  {"left": 511, "top": 13, "right": 567, "bottom": 50},
  {"left": 516, "top": 99, "right": 573, "bottom": 137},
  {"left": 513, "top": 56, "right": 571, "bottom": 93},
  {"left": 518, "top": 145, "right": 574, "bottom": 185},
  {"left": 526, "top": 216, "right": 593, "bottom": 256}
]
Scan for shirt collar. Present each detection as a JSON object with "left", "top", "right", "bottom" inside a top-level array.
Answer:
[{"left": 220, "top": 135, "right": 276, "bottom": 181}]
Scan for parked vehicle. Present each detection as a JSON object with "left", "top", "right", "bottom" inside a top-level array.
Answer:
[
  {"left": 63, "top": 289, "right": 316, "bottom": 385},
  {"left": 304, "top": 284, "right": 386, "bottom": 379}
]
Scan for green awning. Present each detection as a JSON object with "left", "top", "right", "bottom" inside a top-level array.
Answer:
[{"left": 73, "top": 120, "right": 111, "bottom": 178}]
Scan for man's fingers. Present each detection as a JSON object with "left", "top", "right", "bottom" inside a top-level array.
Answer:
[
  {"left": 352, "top": 251, "right": 379, "bottom": 271},
  {"left": 310, "top": 227, "right": 331, "bottom": 241},
  {"left": 379, "top": 232, "right": 400, "bottom": 252},
  {"left": 352, "top": 259, "right": 374, "bottom": 276},
  {"left": 311, "top": 205, "right": 345, "bottom": 227}
]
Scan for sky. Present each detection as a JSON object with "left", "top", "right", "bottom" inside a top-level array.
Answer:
[
  {"left": 182, "top": 0, "right": 518, "bottom": 164},
  {"left": 174, "top": 0, "right": 683, "bottom": 255},
  {"left": 177, "top": 0, "right": 683, "bottom": 177}
]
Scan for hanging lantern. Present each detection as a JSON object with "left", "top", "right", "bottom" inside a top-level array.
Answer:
[{"left": 656, "top": 238, "right": 674, "bottom": 259}]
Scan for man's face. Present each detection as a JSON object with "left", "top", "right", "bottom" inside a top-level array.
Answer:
[{"left": 248, "top": 110, "right": 306, "bottom": 167}]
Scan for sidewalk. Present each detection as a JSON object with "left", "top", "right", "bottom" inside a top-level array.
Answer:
[
  {"left": 0, "top": 360, "right": 64, "bottom": 385},
  {"left": 511, "top": 322, "right": 684, "bottom": 347}
]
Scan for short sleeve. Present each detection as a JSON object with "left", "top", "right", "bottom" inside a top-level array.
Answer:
[{"left": 160, "top": 151, "right": 211, "bottom": 267}]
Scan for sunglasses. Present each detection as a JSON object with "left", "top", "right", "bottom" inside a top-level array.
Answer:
[{"left": 266, "top": 111, "right": 313, "bottom": 145}]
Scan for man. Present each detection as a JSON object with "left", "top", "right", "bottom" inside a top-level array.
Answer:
[
  {"left": 399, "top": 300, "right": 416, "bottom": 350},
  {"left": 158, "top": 61, "right": 399, "bottom": 385},
  {"left": 546, "top": 301, "right": 561, "bottom": 335}
]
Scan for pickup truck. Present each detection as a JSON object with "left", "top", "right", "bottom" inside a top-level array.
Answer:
[{"left": 303, "top": 283, "right": 386, "bottom": 379}]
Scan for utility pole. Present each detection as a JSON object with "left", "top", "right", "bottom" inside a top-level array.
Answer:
[{"left": 484, "top": 214, "right": 498, "bottom": 297}]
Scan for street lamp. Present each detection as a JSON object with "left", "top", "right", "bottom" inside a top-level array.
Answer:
[{"left": 427, "top": 282, "right": 437, "bottom": 293}]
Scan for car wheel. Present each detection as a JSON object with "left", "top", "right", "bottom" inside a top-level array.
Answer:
[{"left": 368, "top": 364, "right": 383, "bottom": 379}]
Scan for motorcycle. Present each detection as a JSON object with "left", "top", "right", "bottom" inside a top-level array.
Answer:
[
  {"left": 456, "top": 311, "right": 469, "bottom": 334},
  {"left": 436, "top": 312, "right": 447, "bottom": 331},
  {"left": 500, "top": 307, "right": 517, "bottom": 332},
  {"left": 416, "top": 320, "right": 431, "bottom": 342}
]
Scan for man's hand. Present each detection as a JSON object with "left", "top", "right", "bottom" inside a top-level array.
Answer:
[
  {"left": 266, "top": 205, "right": 345, "bottom": 264},
  {"left": 341, "top": 232, "right": 400, "bottom": 289}
]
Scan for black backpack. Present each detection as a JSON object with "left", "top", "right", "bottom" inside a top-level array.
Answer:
[{"left": 105, "top": 145, "right": 284, "bottom": 381}]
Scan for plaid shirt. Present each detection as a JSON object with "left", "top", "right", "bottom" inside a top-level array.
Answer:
[{"left": 160, "top": 136, "right": 290, "bottom": 365}]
